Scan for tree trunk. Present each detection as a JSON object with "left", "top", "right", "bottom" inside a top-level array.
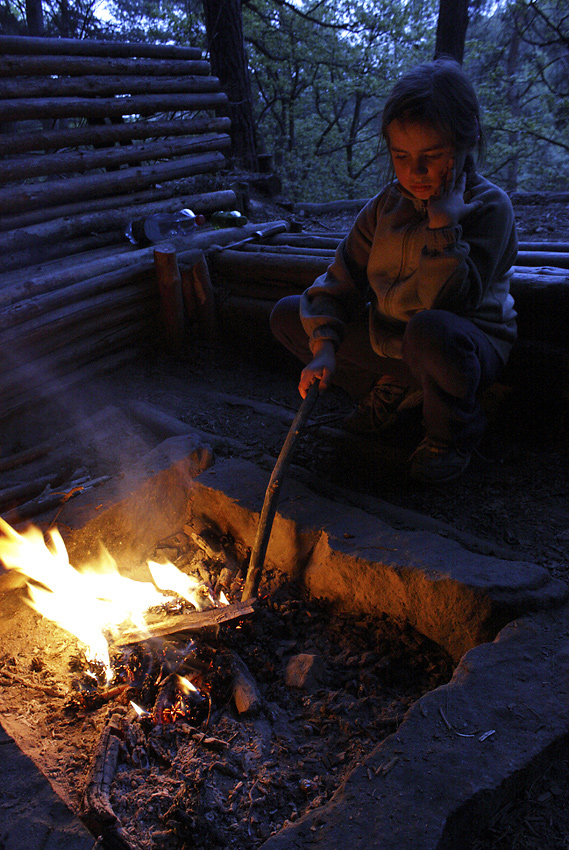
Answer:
[
  {"left": 25, "top": 0, "right": 44, "bottom": 35},
  {"left": 201, "top": 0, "right": 258, "bottom": 170},
  {"left": 434, "top": 0, "right": 470, "bottom": 63}
]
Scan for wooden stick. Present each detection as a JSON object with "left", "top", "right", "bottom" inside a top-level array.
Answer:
[
  {"left": 114, "top": 600, "right": 256, "bottom": 646},
  {"left": 242, "top": 381, "right": 320, "bottom": 601}
]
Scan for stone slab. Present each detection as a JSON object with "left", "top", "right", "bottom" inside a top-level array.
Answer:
[
  {"left": 0, "top": 721, "right": 95, "bottom": 850},
  {"left": 259, "top": 604, "right": 569, "bottom": 850},
  {"left": 188, "top": 458, "right": 568, "bottom": 660}
]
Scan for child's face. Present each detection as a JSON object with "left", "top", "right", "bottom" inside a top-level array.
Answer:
[{"left": 386, "top": 119, "right": 460, "bottom": 201}]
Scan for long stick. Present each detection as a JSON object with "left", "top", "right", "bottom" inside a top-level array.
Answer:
[{"left": 242, "top": 381, "right": 320, "bottom": 601}]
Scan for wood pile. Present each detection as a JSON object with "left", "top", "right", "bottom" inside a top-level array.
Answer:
[{"left": 211, "top": 232, "right": 569, "bottom": 403}]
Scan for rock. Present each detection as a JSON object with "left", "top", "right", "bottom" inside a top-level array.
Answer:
[{"left": 284, "top": 654, "right": 324, "bottom": 694}]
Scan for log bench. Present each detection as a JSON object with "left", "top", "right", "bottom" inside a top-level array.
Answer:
[{"left": 210, "top": 231, "right": 569, "bottom": 435}]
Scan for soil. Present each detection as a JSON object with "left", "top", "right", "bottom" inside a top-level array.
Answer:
[{"left": 0, "top": 194, "right": 568, "bottom": 849}]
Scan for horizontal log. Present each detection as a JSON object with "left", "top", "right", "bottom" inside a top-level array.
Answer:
[
  {"left": 0, "top": 348, "right": 142, "bottom": 422},
  {"left": 0, "top": 55, "right": 211, "bottom": 78},
  {"left": 0, "top": 35, "right": 202, "bottom": 60},
  {"left": 0, "top": 281, "right": 156, "bottom": 349},
  {"left": 517, "top": 241, "right": 569, "bottom": 252},
  {"left": 0, "top": 151, "right": 227, "bottom": 215},
  {"left": 0, "top": 116, "right": 231, "bottom": 157},
  {"left": 239, "top": 243, "right": 335, "bottom": 258},
  {"left": 0, "top": 320, "right": 151, "bottom": 406},
  {"left": 0, "top": 132, "right": 231, "bottom": 185},
  {"left": 0, "top": 195, "right": 236, "bottom": 256},
  {"left": 268, "top": 233, "right": 343, "bottom": 249},
  {"left": 208, "top": 249, "right": 329, "bottom": 287},
  {"left": 516, "top": 251, "right": 569, "bottom": 269},
  {"left": 510, "top": 191, "right": 569, "bottom": 204},
  {"left": 0, "top": 188, "right": 237, "bottom": 233},
  {"left": 3, "top": 230, "right": 126, "bottom": 274},
  {"left": 0, "top": 266, "right": 155, "bottom": 332},
  {"left": 0, "top": 92, "right": 228, "bottom": 122},
  {"left": 0, "top": 220, "right": 288, "bottom": 302},
  {"left": 1, "top": 74, "right": 222, "bottom": 100},
  {"left": 294, "top": 198, "right": 370, "bottom": 215}
]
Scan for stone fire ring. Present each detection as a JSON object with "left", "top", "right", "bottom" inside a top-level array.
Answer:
[{"left": 30, "top": 440, "right": 569, "bottom": 848}]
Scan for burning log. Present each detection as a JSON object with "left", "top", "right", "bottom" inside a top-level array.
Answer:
[{"left": 114, "top": 600, "right": 256, "bottom": 646}]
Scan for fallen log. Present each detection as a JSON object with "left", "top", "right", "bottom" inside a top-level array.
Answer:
[
  {"left": 0, "top": 151, "right": 227, "bottom": 215},
  {"left": 0, "top": 116, "right": 231, "bottom": 158},
  {"left": 115, "top": 600, "right": 256, "bottom": 645}
]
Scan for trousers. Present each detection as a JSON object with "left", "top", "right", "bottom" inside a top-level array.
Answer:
[{"left": 270, "top": 295, "right": 505, "bottom": 451}]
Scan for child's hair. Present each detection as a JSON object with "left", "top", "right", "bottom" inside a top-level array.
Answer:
[{"left": 381, "top": 57, "right": 484, "bottom": 161}]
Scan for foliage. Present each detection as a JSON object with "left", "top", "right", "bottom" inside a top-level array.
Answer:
[{"left": 1, "top": 0, "right": 566, "bottom": 196}]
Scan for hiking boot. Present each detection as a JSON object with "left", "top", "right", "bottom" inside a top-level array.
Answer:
[
  {"left": 409, "top": 437, "right": 471, "bottom": 484},
  {"left": 342, "top": 377, "right": 422, "bottom": 435}
]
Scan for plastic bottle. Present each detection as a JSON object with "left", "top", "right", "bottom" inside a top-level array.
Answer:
[{"left": 125, "top": 209, "right": 204, "bottom": 245}]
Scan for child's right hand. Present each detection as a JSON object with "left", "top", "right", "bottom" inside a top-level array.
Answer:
[{"left": 299, "top": 340, "right": 336, "bottom": 397}]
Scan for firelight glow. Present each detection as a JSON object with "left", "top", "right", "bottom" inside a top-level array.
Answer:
[{"left": 0, "top": 517, "right": 223, "bottom": 680}]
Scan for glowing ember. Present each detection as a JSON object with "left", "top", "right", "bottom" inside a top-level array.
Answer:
[{"left": 0, "top": 518, "right": 227, "bottom": 681}]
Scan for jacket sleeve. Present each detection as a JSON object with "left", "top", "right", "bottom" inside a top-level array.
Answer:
[
  {"left": 417, "top": 182, "right": 518, "bottom": 313},
  {"left": 299, "top": 193, "right": 384, "bottom": 352}
]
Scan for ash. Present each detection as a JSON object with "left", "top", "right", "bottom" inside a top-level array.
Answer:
[{"left": 108, "top": 591, "right": 453, "bottom": 848}]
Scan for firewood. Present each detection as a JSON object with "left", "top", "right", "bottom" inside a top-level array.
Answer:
[
  {"left": 0, "top": 470, "right": 70, "bottom": 510},
  {"left": 114, "top": 600, "right": 256, "bottom": 646}
]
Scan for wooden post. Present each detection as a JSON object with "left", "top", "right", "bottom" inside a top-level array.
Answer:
[{"left": 153, "top": 244, "right": 185, "bottom": 352}]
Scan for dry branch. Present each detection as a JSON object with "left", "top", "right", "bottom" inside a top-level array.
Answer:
[{"left": 115, "top": 600, "right": 256, "bottom": 645}]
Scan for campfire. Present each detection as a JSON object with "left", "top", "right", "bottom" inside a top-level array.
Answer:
[{"left": 0, "top": 515, "right": 454, "bottom": 850}]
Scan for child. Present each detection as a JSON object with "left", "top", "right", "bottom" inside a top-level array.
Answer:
[{"left": 270, "top": 58, "right": 518, "bottom": 484}]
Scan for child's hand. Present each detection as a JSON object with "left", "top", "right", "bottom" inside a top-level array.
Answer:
[
  {"left": 299, "top": 341, "right": 335, "bottom": 397},
  {"left": 427, "top": 163, "right": 482, "bottom": 230}
]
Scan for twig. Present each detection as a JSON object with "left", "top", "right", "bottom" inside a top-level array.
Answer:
[{"left": 0, "top": 668, "right": 65, "bottom": 697}]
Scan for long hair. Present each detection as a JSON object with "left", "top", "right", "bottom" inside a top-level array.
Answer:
[{"left": 381, "top": 57, "right": 485, "bottom": 162}]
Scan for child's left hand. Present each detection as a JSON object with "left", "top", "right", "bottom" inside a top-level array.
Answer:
[{"left": 427, "top": 162, "right": 482, "bottom": 230}]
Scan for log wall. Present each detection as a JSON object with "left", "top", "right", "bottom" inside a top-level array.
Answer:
[{"left": 0, "top": 35, "right": 242, "bottom": 419}]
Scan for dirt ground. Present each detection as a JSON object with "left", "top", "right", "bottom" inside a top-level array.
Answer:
[{"left": 1, "top": 195, "right": 569, "bottom": 849}]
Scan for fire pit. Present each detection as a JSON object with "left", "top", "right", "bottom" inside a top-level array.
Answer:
[{"left": 1, "top": 442, "right": 568, "bottom": 850}]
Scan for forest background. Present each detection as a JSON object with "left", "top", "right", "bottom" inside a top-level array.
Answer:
[{"left": 1, "top": 0, "right": 568, "bottom": 204}]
